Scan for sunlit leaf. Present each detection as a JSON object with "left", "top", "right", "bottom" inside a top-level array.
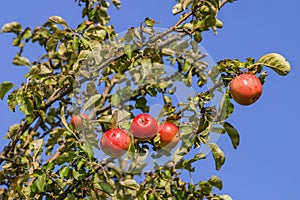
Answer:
[
  {"left": 83, "top": 94, "right": 102, "bottom": 111},
  {"left": 5, "top": 123, "right": 19, "bottom": 139},
  {"left": 172, "top": 3, "right": 183, "bottom": 15},
  {"left": 219, "top": 195, "right": 233, "bottom": 200},
  {"left": 209, "top": 143, "right": 225, "bottom": 170},
  {"left": 34, "top": 174, "right": 46, "bottom": 192},
  {"left": 59, "top": 165, "right": 70, "bottom": 179},
  {"left": 119, "top": 179, "right": 139, "bottom": 190},
  {"left": 1, "top": 21, "right": 22, "bottom": 33},
  {"left": 12, "top": 56, "right": 31, "bottom": 67},
  {"left": 257, "top": 53, "right": 290, "bottom": 76},
  {"left": 81, "top": 142, "right": 94, "bottom": 160},
  {"left": 0, "top": 81, "right": 14, "bottom": 100},
  {"left": 208, "top": 175, "right": 223, "bottom": 190},
  {"left": 60, "top": 106, "right": 77, "bottom": 139},
  {"left": 111, "top": 93, "right": 120, "bottom": 107}
]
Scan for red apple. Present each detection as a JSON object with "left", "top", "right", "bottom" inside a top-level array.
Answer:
[
  {"left": 229, "top": 73, "right": 262, "bottom": 106},
  {"left": 130, "top": 114, "right": 158, "bottom": 139},
  {"left": 100, "top": 128, "right": 131, "bottom": 157},
  {"left": 158, "top": 122, "right": 180, "bottom": 150},
  {"left": 70, "top": 113, "right": 89, "bottom": 130}
]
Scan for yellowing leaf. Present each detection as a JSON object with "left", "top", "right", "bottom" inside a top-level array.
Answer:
[
  {"left": 1, "top": 22, "right": 22, "bottom": 33},
  {"left": 48, "top": 16, "right": 68, "bottom": 27},
  {"left": 257, "top": 53, "right": 290, "bottom": 76},
  {"left": 209, "top": 143, "right": 225, "bottom": 170},
  {"left": 13, "top": 56, "right": 31, "bottom": 67}
]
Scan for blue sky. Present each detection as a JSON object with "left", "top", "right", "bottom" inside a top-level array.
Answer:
[{"left": 0, "top": 0, "right": 299, "bottom": 199}]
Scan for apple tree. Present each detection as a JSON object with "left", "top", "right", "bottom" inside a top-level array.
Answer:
[{"left": 0, "top": 0, "right": 290, "bottom": 199}]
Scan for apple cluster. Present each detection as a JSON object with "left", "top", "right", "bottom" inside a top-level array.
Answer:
[{"left": 71, "top": 113, "right": 180, "bottom": 158}]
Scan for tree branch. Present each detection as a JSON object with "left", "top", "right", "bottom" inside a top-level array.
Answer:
[
  {"left": 171, "top": 11, "right": 193, "bottom": 30},
  {"left": 0, "top": 87, "right": 73, "bottom": 165},
  {"left": 219, "top": 0, "right": 232, "bottom": 9}
]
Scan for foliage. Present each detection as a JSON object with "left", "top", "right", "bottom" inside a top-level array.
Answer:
[{"left": 0, "top": 0, "right": 290, "bottom": 199}]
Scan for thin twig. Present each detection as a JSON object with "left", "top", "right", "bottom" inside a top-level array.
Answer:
[
  {"left": 219, "top": 0, "right": 232, "bottom": 9},
  {"left": 172, "top": 11, "right": 193, "bottom": 30}
]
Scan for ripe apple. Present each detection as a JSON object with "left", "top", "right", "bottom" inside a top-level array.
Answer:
[
  {"left": 100, "top": 128, "right": 131, "bottom": 157},
  {"left": 158, "top": 122, "right": 180, "bottom": 150},
  {"left": 130, "top": 114, "right": 158, "bottom": 139},
  {"left": 229, "top": 73, "right": 262, "bottom": 106},
  {"left": 70, "top": 113, "right": 89, "bottom": 130}
]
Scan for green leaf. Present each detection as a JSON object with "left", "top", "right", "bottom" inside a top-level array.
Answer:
[
  {"left": 0, "top": 81, "right": 14, "bottom": 100},
  {"left": 175, "top": 153, "right": 206, "bottom": 171},
  {"left": 27, "top": 64, "right": 52, "bottom": 77},
  {"left": 59, "top": 165, "right": 70, "bottom": 179},
  {"left": 112, "top": 0, "right": 121, "bottom": 9},
  {"left": 46, "top": 31, "right": 65, "bottom": 51},
  {"left": 5, "top": 124, "right": 19, "bottom": 139},
  {"left": 174, "top": 39, "right": 189, "bottom": 54},
  {"left": 183, "top": 60, "right": 192, "bottom": 72},
  {"left": 17, "top": 92, "right": 34, "bottom": 121},
  {"left": 215, "top": 90, "right": 234, "bottom": 122},
  {"left": 172, "top": 3, "right": 183, "bottom": 15},
  {"left": 124, "top": 44, "right": 133, "bottom": 58},
  {"left": 135, "top": 97, "right": 149, "bottom": 112},
  {"left": 83, "top": 94, "right": 102, "bottom": 111},
  {"left": 38, "top": 110, "right": 47, "bottom": 121},
  {"left": 21, "top": 27, "right": 32, "bottom": 39},
  {"left": 208, "top": 175, "right": 223, "bottom": 190},
  {"left": 34, "top": 174, "right": 46, "bottom": 192},
  {"left": 257, "top": 53, "right": 290, "bottom": 76},
  {"left": 172, "top": 146, "right": 190, "bottom": 163},
  {"left": 55, "top": 151, "right": 78, "bottom": 165},
  {"left": 72, "top": 169, "right": 84, "bottom": 180},
  {"left": 60, "top": 106, "right": 77, "bottom": 139},
  {"left": 119, "top": 179, "right": 140, "bottom": 190},
  {"left": 96, "top": 182, "right": 114, "bottom": 195},
  {"left": 32, "top": 139, "right": 44, "bottom": 160},
  {"left": 81, "top": 142, "right": 94, "bottom": 160},
  {"left": 209, "top": 143, "right": 225, "bottom": 170},
  {"left": 12, "top": 56, "right": 31, "bottom": 67},
  {"left": 67, "top": 194, "right": 76, "bottom": 200},
  {"left": 194, "top": 31, "right": 202, "bottom": 43},
  {"left": 141, "top": 59, "right": 152, "bottom": 78},
  {"left": 80, "top": 37, "right": 90, "bottom": 49},
  {"left": 223, "top": 122, "right": 240, "bottom": 149},
  {"left": 111, "top": 93, "right": 121, "bottom": 107}
]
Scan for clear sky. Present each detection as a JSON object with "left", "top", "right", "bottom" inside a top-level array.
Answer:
[{"left": 0, "top": 1, "right": 299, "bottom": 199}]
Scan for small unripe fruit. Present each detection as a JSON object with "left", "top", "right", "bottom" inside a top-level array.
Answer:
[{"left": 229, "top": 73, "right": 262, "bottom": 106}]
